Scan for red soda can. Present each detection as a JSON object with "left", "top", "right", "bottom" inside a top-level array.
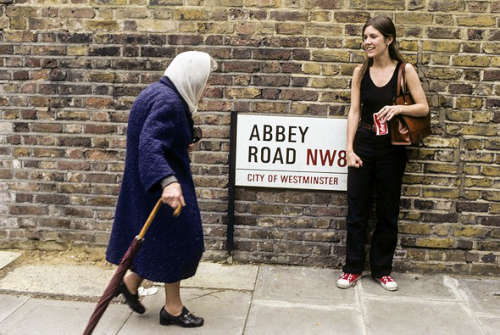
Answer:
[{"left": 373, "top": 114, "right": 388, "bottom": 136}]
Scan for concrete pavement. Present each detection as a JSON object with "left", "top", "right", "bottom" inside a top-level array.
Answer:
[{"left": 0, "top": 250, "right": 499, "bottom": 335}]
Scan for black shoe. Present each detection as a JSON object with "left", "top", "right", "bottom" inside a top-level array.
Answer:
[
  {"left": 117, "top": 281, "right": 145, "bottom": 314},
  {"left": 159, "top": 306, "right": 204, "bottom": 328}
]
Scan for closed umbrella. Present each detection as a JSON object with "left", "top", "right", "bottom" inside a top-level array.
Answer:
[{"left": 83, "top": 198, "right": 180, "bottom": 335}]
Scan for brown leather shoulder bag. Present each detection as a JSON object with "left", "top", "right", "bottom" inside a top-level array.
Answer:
[{"left": 390, "top": 62, "right": 431, "bottom": 145}]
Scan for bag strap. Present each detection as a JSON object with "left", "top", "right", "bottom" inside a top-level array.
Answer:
[{"left": 397, "top": 62, "right": 408, "bottom": 97}]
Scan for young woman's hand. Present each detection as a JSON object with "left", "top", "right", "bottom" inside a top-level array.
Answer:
[
  {"left": 348, "top": 152, "right": 363, "bottom": 168},
  {"left": 375, "top": 105, "right": 403, "bottom": 123}
]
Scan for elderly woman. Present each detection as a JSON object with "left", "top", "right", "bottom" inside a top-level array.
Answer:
[{"left": 106, "top": 51, "right": 217, "bottom": 328}]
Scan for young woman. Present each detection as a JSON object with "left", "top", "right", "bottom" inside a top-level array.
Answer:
[
  {"left": 106, "top": 51, "right": 217, "bottom": 327},
  {"left": 337, "top": 17, "right": 429, "bottom": 291}
]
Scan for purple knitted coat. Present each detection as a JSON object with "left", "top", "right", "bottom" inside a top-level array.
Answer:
[{"left": 106, "top": 77, "right": 204, "bottom": 283}]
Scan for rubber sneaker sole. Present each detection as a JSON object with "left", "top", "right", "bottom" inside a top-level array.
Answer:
[
  {"left": 336, "top": 276, "right": 361, "bottom": 289},
  {"left": 375, "top": 278, "right": 398, "bottom": 291}
]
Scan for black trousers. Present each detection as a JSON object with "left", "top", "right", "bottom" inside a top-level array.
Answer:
[{"left": 342, "top": 127, "right": 406, "bottom": 278}]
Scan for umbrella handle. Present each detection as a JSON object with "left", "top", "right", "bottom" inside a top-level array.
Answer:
[
  {"left": 173, "top": 203, "right": 182, "bottom": 217},
  {"left": 137, "top": 199, "right": 182, "bottom": 239}
]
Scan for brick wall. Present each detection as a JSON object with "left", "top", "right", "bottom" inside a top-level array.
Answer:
[{"left": 0, "top": 0, "right": 499, "bottom": 275}]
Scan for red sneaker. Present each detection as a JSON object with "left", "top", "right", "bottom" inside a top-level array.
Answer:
[
  {"left": 336, "top": 273, "right": 362, "bottom": 289},
  {"left": 374, "top": 275, "right": 398, "bottom": 291}
]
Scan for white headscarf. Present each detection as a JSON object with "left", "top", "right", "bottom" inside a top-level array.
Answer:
[{"left": 164, "top": 51, "right": 214, "bottom": 113}]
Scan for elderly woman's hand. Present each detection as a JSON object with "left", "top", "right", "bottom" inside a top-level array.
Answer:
[{"left": 161, "top": 182, "right": 186, "bottom": 211}]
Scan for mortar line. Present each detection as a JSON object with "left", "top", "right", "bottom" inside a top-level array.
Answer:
[
  {"left": 241, "top": 263, "right": 260, "bottom": 335},
  {"left": 114, "top": 310, "right": 133, "bottom": 335},
  {"left": 355, "top": 279, "right": 368, "bottom": 335},
  {"left": 357, "top": 294, "right": 461, "bottom": 303},
  {"left": 250, "top": 299, "right": 358, "bottom": 311},
  {"left": 444, "top": 276, "right": 488, "bottom": 335},
  {"left": 0, "top": 295, "right": 31, "bottom": 326}
]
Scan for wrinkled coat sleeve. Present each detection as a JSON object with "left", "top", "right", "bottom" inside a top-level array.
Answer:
[{"left": 138, "top": 98, "right": 178, "bottom": 193}]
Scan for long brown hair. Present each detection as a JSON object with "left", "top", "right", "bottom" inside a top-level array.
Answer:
[{"left": 358, "top": 17, "right": 405, "bottom": 84}]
